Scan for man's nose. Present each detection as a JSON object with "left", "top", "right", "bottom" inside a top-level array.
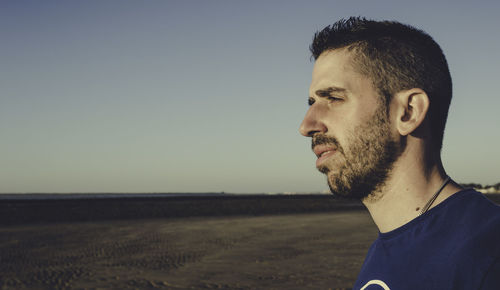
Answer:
[{"left": 299, "top": 106, "right": 327, "bottom": 137}]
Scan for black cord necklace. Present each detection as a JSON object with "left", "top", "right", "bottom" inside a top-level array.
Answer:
[{"left": 419, "top": 176, "right": 451, "bottom": 216}]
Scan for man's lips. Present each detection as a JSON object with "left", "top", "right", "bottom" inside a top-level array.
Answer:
[{"left": 313, "top": 145, "right": 337, "bottom": 167}]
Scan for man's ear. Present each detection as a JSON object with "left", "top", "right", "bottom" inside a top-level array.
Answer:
[{"left": 394, "top": 88, "right": 430, "bottom": 136}]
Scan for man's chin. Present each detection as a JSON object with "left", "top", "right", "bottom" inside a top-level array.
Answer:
[
  {"left": 317, "top": 162, "right": 341, "bottom": 175},
  {"left": 317, "top": 165, "right": 329, "bottom": 174},
  {"left": 326, "top": 173, "right": 371, "bottom": 200},
  {"left": 325, "top": 174, "right": 350, "bottom": 199},
  {"left": 328, "top": 185, "right": 357, "bottom": 199}
]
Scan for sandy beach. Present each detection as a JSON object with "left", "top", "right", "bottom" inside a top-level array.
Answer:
[
  {"left": 2, "top": 193, "right": 497, "bottom": 289},
  {"left": 0, "top": 209, "right": 376, "bottom": 289}
]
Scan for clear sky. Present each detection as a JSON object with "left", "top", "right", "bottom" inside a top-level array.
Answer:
[{"left": 1, "top": 0, "right": 499, "bottom": 193}]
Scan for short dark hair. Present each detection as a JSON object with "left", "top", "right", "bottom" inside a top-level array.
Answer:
[{"left": 310, "top": 17, "right": 452, "bottom": 153}]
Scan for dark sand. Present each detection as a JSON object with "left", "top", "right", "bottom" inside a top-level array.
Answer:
[
  {"left": 0, "top": 210, "right": 376, "bottom": 289},
  {"left": 2, "top": 193, "right": 497, "bottom": 289}
]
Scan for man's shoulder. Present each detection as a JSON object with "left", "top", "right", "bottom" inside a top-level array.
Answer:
[
  {"left": 354, "top": 190, "right": 500, "bottom": 290},
  {"left": 441, "top": 189, "right": 500, "bottom": 218},
  {"left": 442, "top": 189, "right": 500, "bottom": 238},
  {"left": 452, "top": 189, "right": 500, "bottom": 227},
  {"left": 445, "top": 190, "right": 500, "bottom": 261}
]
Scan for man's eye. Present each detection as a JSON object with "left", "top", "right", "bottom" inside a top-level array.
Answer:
[{"left": 328, "top": 96, "right": 342, "bottom": 102}]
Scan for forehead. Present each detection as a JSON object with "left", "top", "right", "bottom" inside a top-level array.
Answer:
[{"left": 310, "top": 49, "right": 376, "bottom": 99}]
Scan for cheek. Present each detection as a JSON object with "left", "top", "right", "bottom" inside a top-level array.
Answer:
[
  {"left": 337, "top": 122, "right": 358, "bottom": 148},
  {"left": 322, "top": 113, "right": 353, "bottom": 137}
]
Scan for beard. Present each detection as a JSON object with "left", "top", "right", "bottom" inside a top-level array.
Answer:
[{"left": 313, "top": 105, "right": 401, "bottom": 200}]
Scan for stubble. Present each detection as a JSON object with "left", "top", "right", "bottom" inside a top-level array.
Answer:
[{"left": 313, "top": 105, "right": 401, "bottom": 200}]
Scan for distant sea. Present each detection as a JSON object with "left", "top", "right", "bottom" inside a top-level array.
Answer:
[
  {"left": 0, "top": 192, "right": 328, "bottom": 200},
  {"left": 0, "top": 192, "right": 352, "bottom": 226},
  {"left": 0, "top": 192, "right": 497, "bottom": 226},
  {"left": 0, "top": 192, "right": 234, "bottom": 200}
]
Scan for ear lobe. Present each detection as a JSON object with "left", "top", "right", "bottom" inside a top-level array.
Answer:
[{"left": 395, "top": 88, "right": 430, "bottom": 136}]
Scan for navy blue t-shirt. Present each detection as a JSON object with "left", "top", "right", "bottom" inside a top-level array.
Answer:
[{"left": 353, "top": 189, "right": 500, "bottom": 290}]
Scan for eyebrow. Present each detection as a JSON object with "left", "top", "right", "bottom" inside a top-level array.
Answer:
[{"left": 315, "top": 86, "right": 347, "bottom": 98}]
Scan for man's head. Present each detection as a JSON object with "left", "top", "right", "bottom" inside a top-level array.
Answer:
[
  {"left": 300, "top": 17, "right": 452, "bottom": 199},
  {"left": 310, "top": 17, "right": 452, "bottom": 152}
]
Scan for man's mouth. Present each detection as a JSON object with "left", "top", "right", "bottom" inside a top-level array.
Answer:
[{"left": 313, "top": 145, "right": 337, "bottom": 167}]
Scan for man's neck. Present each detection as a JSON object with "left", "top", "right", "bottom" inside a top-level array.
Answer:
[{"left": 362, "top": 152, "right": 463, "bottom": 233}]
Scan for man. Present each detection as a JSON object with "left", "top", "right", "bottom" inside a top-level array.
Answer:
[{"left": 300, "top": 17, "right": 500, "bottom": 289}]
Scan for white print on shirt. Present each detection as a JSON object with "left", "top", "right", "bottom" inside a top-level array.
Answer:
[{"left": 360, "top": 279, "right": 390, "bottom": 290}]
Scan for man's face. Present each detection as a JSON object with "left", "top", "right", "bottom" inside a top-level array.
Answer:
[{"left": 299, "top": 49, "right": 400, "bottom": 199}]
